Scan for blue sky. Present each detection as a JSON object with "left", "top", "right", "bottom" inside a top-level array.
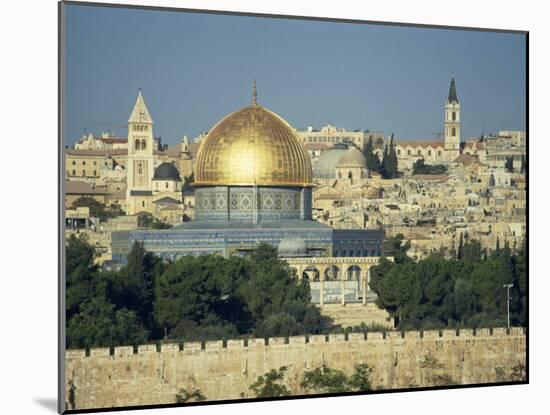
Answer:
[{"left": 64, "top": 4, "right": 526, "bottom": 146}]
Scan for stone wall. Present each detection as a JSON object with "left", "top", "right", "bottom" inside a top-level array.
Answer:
[{"left": 65, "top": 327, "right": 526, "bottom": 411}]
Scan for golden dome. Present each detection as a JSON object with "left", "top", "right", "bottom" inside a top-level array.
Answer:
[{"left": 194, "top": 104, "right": 312, "bottom": 187}]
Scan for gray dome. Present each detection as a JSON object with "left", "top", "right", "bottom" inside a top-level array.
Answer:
[
  {"left": 338, "top": 146, "right": 367, "bottom": 167},
  {"left": 277, "top": 237, "right": 308, "bottom": 257},
  {"left": 153, "top": 162, "right": 181, "bottom": 181},
  {"left": 312, "top": 143, "right": 349, "bottom": 178}
]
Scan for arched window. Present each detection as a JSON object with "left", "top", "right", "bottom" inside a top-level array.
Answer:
[
  {"left": 438, "top": 151, "right": 442, "bottom": 156},
  {"left": 452, "top": 127, "right": 456, "bottom": 137},
  {"left": 72, "top": 160, "right": 76, "bottom": 165},
  {"left": 417, "top": 150, "right": 422, "bottom": 155},
  {"left": 138, "top": 163, "right": 143, "bottom": 175},
  {"left": 93, "top": 170, "right": 97, "bottom": 176},
  {"left": 141, "top": 139, "right": 147, "bottom": 150},
  {"left": 142, "top": 201, "right": 145, "bottom": 208},
  {"left": 82, "top": 170, "right": 86, "bottom": 176},
  {"left": 71, "top": 169, "right": 75, "bottom": 176},
  {"left": 452, "top": 111, "right": 456, "bottom": 121},
  {"left": 165, "top": 182, "right": 168, "bottom": 189},
  {"left": 348, "top": 171, "right": 353, "bottom": 180},
  {"left": 135, "top": 139, "right": 140, "bottom": 150},
  {"left": 428, "top": 150, "right": 432, "bottom": 156},
  {"left": 397, "top": 149, "right": 401, "bottom": 155},
  {"left": 407, "top": 149, "right": 411, "bottom": 155}
]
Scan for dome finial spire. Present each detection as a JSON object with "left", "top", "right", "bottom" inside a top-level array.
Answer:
[{"left": 252, "top": 78, "right": 257, "bottom": 106}]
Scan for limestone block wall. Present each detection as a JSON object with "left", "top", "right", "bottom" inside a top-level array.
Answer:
[{"left": 65, "top": 327, "right": 526, "bottom": 411}]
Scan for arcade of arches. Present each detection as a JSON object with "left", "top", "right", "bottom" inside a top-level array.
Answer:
[{"left": 285, "top": 256, "right": 391, "bottom": 307}]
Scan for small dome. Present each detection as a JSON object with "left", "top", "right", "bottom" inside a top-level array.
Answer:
[
  {"left": 277, "top": 237, "right": 308, "bottom": 257},
  {"left": 338, "top": 146, "right": 367, "bottom": 168},
  {"left": 153, "top": 162, "right": 181, "bottom": 181},
  {"left": 313, "top": 143, "right": 349, "bottom": 178}
]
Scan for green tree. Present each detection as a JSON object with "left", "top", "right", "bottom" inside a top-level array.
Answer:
[
  {"left": 155, "top": 254, "right": 250, "bottom": 339},
  {"left": 66, "top": 233, "right": 100, "bottom": 320},
  {"left": 412, "top": 159, "right": 448, "bottom": 175},
  {"left": 71, "top": 196, "right": 122, "bottom": 222},
  {"left": 151, "top": 218, "right": 172, "bottom": 229},
  {"left": 301, "top": 366, "right": 351, "bottom": 393},
  {"left": 301, "top": 364, "right": 374, "bottom": 394},
  {"left": 240, "top": 244, "right": 326, "bottom": 337},
  {"left": 369, "top": 237, "right": 525, "bottom": 330},
  {"left": 175, "top": 388, "right": 206, "bottom": 403},
  {"left": 67, "top": 297, "right": 148, "bottom": 348},
  {"left": 347, "top": 363, "right": 374, "bottom": 391},
  {"left": 249, "top": 366, "right": 290, "bottom": 398},
  {"left": 381, "top": 134, "right": 399, "bottom": 179},
  {"left": 364, "top": 136, "right": 382, "bottom": 173},
  {"left": 109, "top": 241, "right": 166, "bottom": 337}
]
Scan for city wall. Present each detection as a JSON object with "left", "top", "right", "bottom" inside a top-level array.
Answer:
[{"left": 65, "top": 327, "right": 526, "bottom": 410}]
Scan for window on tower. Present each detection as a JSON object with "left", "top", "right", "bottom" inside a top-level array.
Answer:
[
  {"left": 135, "top": 139, "right": 141, "bottom": 150},
  {"left": 141, "top": 139, "right": 147, "bottom": 150},
  {"left": 452, "top": 111, "right": 456, "bottom": 121},
  {"left": 452, "top": 127, "right": 456, "bottom": 137}
]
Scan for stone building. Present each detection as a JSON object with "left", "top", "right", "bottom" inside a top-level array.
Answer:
[
  {"left": 112, "top": 84, "right": 386, "bottom": 307},
  {"left": 296, "top": 123, "right": 384, "bottom": 152}
]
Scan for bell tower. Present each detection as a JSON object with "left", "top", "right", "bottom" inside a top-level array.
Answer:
[
  {"left": 444, "top": 75, "right": 461, "bottom": 161},
  {"left": 126, "top": 89, "right": 155, "bottom": 215},
  {"left": 180, "top": 135, "right": 194, "bottom": 179}
]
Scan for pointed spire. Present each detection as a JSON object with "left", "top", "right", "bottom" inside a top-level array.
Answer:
[
  {"left": 252, "top": 79, "right": 257, "bottom": 106},
  {"left": 447, "top": 74, "right": 459, "bottom": 103},
  {"left": 128, "top": 88, "right": 153, "bottom": 124}
]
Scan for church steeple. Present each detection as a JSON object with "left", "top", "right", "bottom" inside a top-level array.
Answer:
[
  {"left": 447, "top": 75, "right": 459, "bottom": 104},
  {"left": 444, "top": 74, "right": 461, "bottom": 161},
  {"left": 128, "top": 88, "right": 153, "bottom": 124}
]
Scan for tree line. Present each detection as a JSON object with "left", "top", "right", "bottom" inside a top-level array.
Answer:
[
  {"left": 66, "top": 231, "right": 526, "bottom": 349},
  {"left": 66, "top": 235, "right": 328, "bottom": 349},
  {"left": 369, "top": 235, "right": 526, "bottom": 330}
]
